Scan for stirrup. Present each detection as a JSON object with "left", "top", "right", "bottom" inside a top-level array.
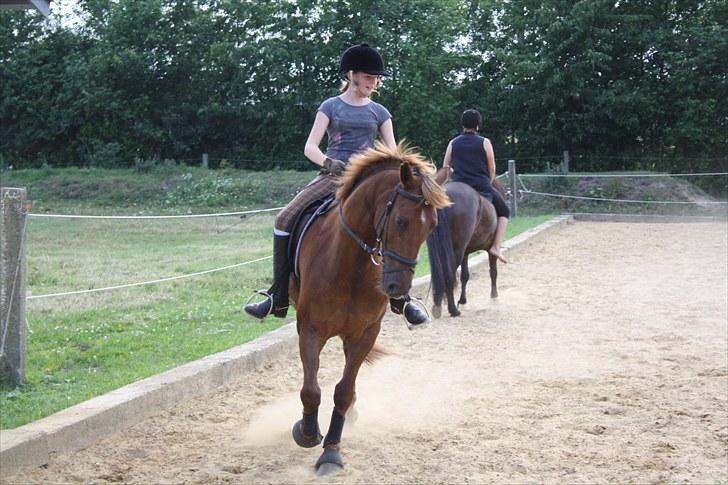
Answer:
[
  {"left": 244, "top": 289, "right": 273, "bottom": 320},
  {"left": 402, "top": 297, "right": 430, "bottom": 331}
]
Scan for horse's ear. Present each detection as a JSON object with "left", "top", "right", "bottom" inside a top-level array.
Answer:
[{"left": 400, "top": 162, "right": 416, "bottom": 189}]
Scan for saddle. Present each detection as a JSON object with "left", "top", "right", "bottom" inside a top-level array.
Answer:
[{"left": 289, "top": 195, "right": 337, "bottom": 280}]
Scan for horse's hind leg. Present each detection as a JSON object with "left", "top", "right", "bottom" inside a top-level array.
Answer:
[
  {"left": 446, "top": 284, "right": 460, "bottom": 317},
  {"left": 458, "top": 254, "right": 470, "bottom": 306},
  {"left": 292, "top": 326, "right": 325, "bottom": 448},
  {"left": 316, "top": 321, "right": 381, "bottom": 475},
  {"left": 489, "top": 253, "right": 498, "bottom": 298},
  {"left": 432, "top": 287, "right": 443, "bottom": 319}
]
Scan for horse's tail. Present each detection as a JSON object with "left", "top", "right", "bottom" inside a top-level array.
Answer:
[
  {"left": 364, "top": 343, "right": 389, "bottom": 365},
  {"left": 426, "top": 207, "right": 457, "bottom": 302}
]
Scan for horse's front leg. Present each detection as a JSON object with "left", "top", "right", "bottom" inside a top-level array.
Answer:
[
  {"left": 315, "top": 321, "right": 381, "bottom": 475},
  {"left": 292, "top": 325, "right": 325, "bottom": 448}
]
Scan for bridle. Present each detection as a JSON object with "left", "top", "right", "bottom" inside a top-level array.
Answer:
[{"left": 338, "top": 183, "right": 428, "bottom": 274}]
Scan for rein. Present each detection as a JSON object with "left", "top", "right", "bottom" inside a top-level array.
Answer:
[{"left": 338, "top": 183, "right": 426, "bottom": 273}]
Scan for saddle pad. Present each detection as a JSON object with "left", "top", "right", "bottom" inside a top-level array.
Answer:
[{"left": 291, "top": 196, "right": 337, "bottom": 279}]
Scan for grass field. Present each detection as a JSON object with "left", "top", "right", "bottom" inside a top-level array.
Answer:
[{"left": 1, "top": 166, "right": 556, "bottom": 429}]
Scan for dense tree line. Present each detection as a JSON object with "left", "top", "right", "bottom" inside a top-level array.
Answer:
[{"left": 1, "top": 0, "right": 725, "bottom": 173}]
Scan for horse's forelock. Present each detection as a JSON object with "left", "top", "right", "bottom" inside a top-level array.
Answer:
[{"left": 337, "top": 141, "right": 450, "bottom": 209}]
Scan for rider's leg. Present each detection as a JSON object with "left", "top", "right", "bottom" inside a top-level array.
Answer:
[
  {"left": 244, "top": 174, "right": 338, "bottom": 321},
  {"left": 244, "top": 229, "right": 291, "bottom": 319},
  {"left": 488, "top": 192, "right": 510, "bottom": 264},
  {"left": 489, "top": 217, "right": 509, "bottom": 263}
]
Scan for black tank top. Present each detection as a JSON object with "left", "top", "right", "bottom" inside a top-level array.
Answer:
[{"left": 451, "top": 132, "right": 493, "bottom": 198}]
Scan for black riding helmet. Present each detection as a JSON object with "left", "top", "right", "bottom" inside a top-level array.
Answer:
[{"left": 339, "top": 43, "right": 391, "bottom": 79}]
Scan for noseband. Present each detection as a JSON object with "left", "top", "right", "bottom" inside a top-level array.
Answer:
[{"left": 339, "top": 184, "right": 427, "bottom": 274}]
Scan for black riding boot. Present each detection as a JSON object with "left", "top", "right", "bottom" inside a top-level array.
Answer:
[
  {"left": 390, "top": 295, "right": 429, "bottom": 326},
  {"left": 244, "top": 234, "right": 290, "bottom": 320}
]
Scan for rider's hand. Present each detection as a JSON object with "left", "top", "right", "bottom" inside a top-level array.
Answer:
[{"left": 323, "top": 157, "right": 346, "bottom": 177}]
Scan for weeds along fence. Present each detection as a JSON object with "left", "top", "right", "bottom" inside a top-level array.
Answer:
[
  {"left": 1, "top": 165, "right": 727, "bottom": 390},
  {"left": 500, "top": 161, "right": 728, "bottom": 218}
]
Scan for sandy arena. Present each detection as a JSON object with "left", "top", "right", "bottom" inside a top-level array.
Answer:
[{"left": 4, "top": 221, "right": 727, "bottom": 484}]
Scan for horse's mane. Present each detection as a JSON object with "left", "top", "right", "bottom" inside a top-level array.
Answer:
[{"left": 336, "top": 141, "right": 451, "bottom": 209}]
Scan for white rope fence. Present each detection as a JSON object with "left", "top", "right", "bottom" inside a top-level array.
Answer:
[
  {"left": 520, "top": 172, "right": 728, "bottom": 178},
  {"left": 26, "top": 255, "right": 273, "bottom": 300},
  {"left": 518, "top": 189, "right": 728, "bottom": 205},
  {"left": 516, "top": 171, "right": 728, "bottom": 206},
  {"left": 18, "top": 170, "right": 728, "bottom": 305},
  {"left": 22, "top": 205, "right": 285, "bottom": 301},
  {"left": 28, "top": 206, "right": 284, "bottom": 220}
]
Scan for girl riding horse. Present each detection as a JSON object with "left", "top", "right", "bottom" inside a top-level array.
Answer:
[{"left": 245, "top": 44, "right": 429, "bottom": 326}]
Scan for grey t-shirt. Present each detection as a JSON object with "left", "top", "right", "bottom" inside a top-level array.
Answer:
[{"left": 317, "top": 96, "right": 392, "bottom": 162}]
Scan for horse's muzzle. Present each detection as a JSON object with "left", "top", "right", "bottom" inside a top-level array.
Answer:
[{"left": 382, "top": 270, "right": 412, "bottom": 298}]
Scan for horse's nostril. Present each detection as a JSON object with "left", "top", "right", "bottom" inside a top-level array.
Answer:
[{"left": 386, "top": 283, "right": 398, "bottom": 294}]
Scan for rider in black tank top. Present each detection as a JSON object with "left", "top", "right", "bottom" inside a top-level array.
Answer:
[
  {"left": 450, "top": 132, "right": 495, "bottom": 201},
  {"left": 442, "top": 109, "right": 510, "bottom": 264}
]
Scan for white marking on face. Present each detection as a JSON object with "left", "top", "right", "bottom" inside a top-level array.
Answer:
[{"left": 420, "top": 209, "right": 426, "bottom": 224}]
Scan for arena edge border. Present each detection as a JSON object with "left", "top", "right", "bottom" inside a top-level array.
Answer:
[{"left": 0, "top": 214, "right": 574, "bottom": 477}]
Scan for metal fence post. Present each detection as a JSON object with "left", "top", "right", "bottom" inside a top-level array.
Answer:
[
  {"left": 0, "top": 187, "right": 28, "bottom": 386},
  {"left": 507, "top": 159, "right": 518, "bottom": 218}
]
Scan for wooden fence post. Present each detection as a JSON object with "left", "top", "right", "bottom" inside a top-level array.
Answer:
[
  {"left": 0, "top": 187, "right": 28, "bottom": 386},
  {"left": 507, "top": 159, "right": 518, "bottom": 218},
  {"left": 562, "top": 150, "right": 570, "bottom": 173},
  {"left": 201, "top": 153, "right": 209, "bottom": 169}
]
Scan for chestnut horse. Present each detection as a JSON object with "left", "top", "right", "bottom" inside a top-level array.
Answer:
[
  {"left": 426, "top": 180, "right": 507, "bottom": 318},
  {"left": 288, "top": 143, "right": 450, "bottom": 474}
]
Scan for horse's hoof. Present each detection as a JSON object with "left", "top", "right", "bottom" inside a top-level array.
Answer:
[
  {"left": 315, "top": 447, "right": 343, "bottom": 476},
  {"left": 449, "top": 308, "right": 461, "bottom": 317},
  {"left": 292, "top": 419, "right": 322, "bottom": 448},
  {"left": 432, "top": 305, "right": 442, "bottom": 319},
  {"left": 491, "top": 292, "right": 498, "bottom": 298}
]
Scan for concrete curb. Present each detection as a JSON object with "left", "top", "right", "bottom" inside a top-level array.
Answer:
[
  {"left": 0, "top": 215, "right": 573, "bottom": 477},
  {"left": 568, "top": 212, "right": 727, "bottom": 224}
]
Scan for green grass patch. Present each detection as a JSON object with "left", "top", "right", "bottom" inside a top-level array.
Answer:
[{"left": 2, "top": 165, "right": 315, "bottom": 214}]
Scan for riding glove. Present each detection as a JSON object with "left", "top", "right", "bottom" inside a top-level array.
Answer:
[{"left": 323, "top": 157, "right": 346, "bottom": 177}]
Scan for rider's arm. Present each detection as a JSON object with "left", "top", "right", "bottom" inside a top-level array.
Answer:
[
  {"left": 379, "top": 119, "right": 397, "bottom": 150},
  {"left": 484, "top": 138, "right": 496, "bottom": 182},
  {"left": 304, "top": 111, "right": 331, "bottom": 167},
  {"left": 442, "top": 141, "right": 453, "bottom": 173}
]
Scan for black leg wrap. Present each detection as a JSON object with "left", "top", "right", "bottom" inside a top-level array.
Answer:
[
  {"left": 323, "top": 408, "right": 346, "bottom": 447},
  {"left": 302, "top": 411, "right": 319, "bottom": 438},
  {"left": 292, "top": 411, "right": 322, "bottom": 448}
]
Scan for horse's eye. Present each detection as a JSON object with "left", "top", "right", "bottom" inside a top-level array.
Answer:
[{"left": 395, "top": 216, "right": 407, "bottom": 229}]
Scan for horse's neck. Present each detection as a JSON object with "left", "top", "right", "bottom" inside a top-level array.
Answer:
[{"left": 338, "top": 171, "right": 398, "bottom": 240}]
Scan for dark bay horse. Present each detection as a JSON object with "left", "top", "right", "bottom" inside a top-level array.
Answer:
[
  {"left": 426, "top": 180, "right": 506, "bottom": 318},
  {"left": 288, "top": 143, "right": 450, "bottom": 474}
]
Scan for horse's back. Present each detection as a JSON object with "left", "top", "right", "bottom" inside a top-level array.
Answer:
[
  {"left": 445, "top": 181, "right": 497, "bottom": 253},
  {"left": 444, "top": 182, "right": 479, "bottom": 250}
]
